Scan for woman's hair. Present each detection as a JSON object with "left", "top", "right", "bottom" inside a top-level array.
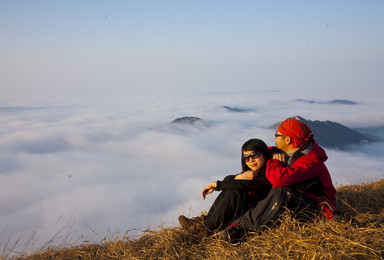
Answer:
[{"left": 241, "top": 138, "right": 272, "bottom": 172}]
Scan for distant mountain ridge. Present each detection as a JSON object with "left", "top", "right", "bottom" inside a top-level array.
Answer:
[
  {"left": 272, "top": 116, "right": 379, "bottom": 150},
  {"left": 222, "top": 106, "right": 254, "bottom": 113},
  {"left": 296, "top": 99, "right": 358, "bottom": 105},
  {"left": 170, "top": 115, "right": 381, "bottom": 150}
]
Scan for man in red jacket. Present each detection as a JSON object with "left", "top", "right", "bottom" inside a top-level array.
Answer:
[{"left": 217, "top": 118, "right": 337, "bottom": 242}]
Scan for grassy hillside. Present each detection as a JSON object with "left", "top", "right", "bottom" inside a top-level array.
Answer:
[{"left": 11, "top": 179, "right": 384, "bottom": 259}]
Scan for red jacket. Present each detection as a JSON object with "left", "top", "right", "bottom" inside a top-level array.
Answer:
[{"left": 266, "top": 142, "right": 337, "bottom": 213}]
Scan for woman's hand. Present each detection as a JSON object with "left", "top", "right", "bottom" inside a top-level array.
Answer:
[
  {"left": 235, "top": 170, "right": 259, "bottom": 180},
  {"left": 202, "top": 182, "right": 217, "bottom": 200}
]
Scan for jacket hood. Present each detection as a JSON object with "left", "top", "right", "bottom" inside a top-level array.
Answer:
[{"left": 312, "top": 141, "right": 328, "bottom": 162}]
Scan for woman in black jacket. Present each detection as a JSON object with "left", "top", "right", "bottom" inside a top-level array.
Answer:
[{"left": 179, "top": 138, "right": 272, "bottom": 234}]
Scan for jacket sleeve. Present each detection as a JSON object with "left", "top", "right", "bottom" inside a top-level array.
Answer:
[
  {"left": 266, "top": 153, "right": 326, "bottom": 188},
  {"left": 216, "top": 174, "right": 272, "bottom": 192},
  {"left": 222, "top": 174, "right": 236, "bottom": 182}
]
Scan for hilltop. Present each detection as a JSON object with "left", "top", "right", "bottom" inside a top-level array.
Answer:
[{"left": 11, "top": 178, "right": 384, "bottom": 260}]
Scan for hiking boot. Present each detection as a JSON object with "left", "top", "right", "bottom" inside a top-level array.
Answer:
[
  {"left": 214, "top": 221, "right": 246, "bottom": 243},
  {"left": 178, "top": 215, "right": 205, "bottom": 230},
  {"left": 189, "top": 224, "right": 212, "bottom": 238}
]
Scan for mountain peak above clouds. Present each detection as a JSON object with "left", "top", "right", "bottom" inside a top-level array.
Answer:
[
  {"left": 222, "top": 106, "right": 254, "bottom": 113},
  {"left": 296, "top": 99, "right": 358, "bottom": 105},
  {"left": 171, "top": 116, "right": 202, "bottom": 125},
  {"left": 328, "top": 99, "right": 358, "bottom": 105},
  {"left": 168, "top": 116, "right": 212, "bottom": 133},
  {"left": 272, "top": 116, "right": 379, "bottom": 150}
]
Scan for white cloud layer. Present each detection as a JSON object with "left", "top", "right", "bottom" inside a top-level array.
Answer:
[{"left": 1, "top": 91, "right": 384, "bottom": 256}]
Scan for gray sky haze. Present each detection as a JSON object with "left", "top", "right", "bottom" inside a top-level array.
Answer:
[{"left": 1, "top": 1, "right": 383, "bottom": 99}]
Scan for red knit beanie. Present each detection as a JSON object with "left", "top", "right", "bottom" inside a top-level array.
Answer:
[{"left": 277, "top": 118, "right": 312, "bottom": 148}]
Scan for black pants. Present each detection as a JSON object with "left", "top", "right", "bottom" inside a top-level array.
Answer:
[
  {"left": 238, "top": 186, "right": 317, "bottom": 232},
  {"left": 203, "top": 190, "right": 259, "bottom": 231}
]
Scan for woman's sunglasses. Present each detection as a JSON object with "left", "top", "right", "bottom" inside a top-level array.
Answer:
[{"left": 243, "top": 152, "right": 262, "bottom": 162}]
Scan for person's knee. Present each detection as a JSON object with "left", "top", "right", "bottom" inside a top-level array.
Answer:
[{"left": 221, "top": 190, "right": 242, "bottom": 201}]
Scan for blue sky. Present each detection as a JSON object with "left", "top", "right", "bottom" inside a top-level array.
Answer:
[{"left": 1, "top": 0, "right": 384, "bottom": 100}]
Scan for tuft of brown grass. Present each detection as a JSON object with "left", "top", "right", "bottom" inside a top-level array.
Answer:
[
  {"left": 336, "top": 179, "right": 384, "bottom": 216},
  {"left": 9, "top": 179, "right": 384, "bottom": 260}
]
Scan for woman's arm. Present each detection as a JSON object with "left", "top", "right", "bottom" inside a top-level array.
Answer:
[
  {"left": 202, "top": 182, "right": 217, "bottom": 199},
  {"left": 216, "top": 174, "right": 272, "bottom": 193},
  {"left": 235, "top": 170, "right": 259, "bottom": 180}
]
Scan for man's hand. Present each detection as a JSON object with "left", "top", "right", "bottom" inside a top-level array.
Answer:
[
  {"left": 273, "top": 153, "right": 286, "bottom": 163},
  {"left": 235, "top": 170, "right": 259, "bottom": 180},
  {"left": 202, "top": 182, "right": 217, "bottom": 200}
]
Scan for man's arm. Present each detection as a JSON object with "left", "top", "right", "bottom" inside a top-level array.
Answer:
[{"left": 266, "top": 153, "right": 325, "bottom": 187}]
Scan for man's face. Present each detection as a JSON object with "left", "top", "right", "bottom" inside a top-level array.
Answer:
[{"left": 275, "top": 131, "right": 289, "bottom": 152}]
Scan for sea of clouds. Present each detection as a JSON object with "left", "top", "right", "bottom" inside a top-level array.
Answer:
[{"left": 1, "top": 90, "right": 384, "bottom": 256}]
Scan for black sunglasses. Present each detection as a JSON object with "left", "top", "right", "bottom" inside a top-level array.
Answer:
[
  {"left": 243, "top": 152, "right": 262, "bottom": 162},
  {"left": 275, "top": 133, "right": 284, "bottom": 138}
]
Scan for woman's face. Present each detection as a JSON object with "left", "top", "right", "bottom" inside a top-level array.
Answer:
[{"left": 243, "top": 150, "right": 265, "bottom": 171}]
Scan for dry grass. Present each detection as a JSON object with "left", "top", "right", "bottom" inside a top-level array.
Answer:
[{"left": 8, "top": 179, "right": 384, "bottom": 260}]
